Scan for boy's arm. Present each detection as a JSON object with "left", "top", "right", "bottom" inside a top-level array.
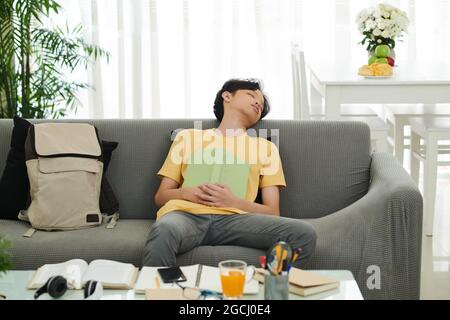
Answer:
[
  {"left": 154, "top": 177, "right": 181, "bottom": 207},
  {"left": 198, "top": 184, "right": 281, "bottom": 216},
  {"left": 154, "top": 177, "right": 209, "bottom": 207},
  {"left": 234, "top": 186, "right": 281, "bottom": 216}
]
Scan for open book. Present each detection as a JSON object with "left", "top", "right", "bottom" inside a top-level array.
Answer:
[
  {"left": 182, "top": 163, "right": 250, "bottom": 199},
  {"left": 28, "top": 259, "right": 139, "bottom": 290},
  {"left": 134, "top": 264, "right": 259, "bottom": 295},
  {"left": 254, "top": 268, "right": 339, "bottom": 297}
]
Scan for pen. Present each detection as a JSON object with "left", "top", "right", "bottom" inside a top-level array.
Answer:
[
  {"left": 287, "top": 248, "right": 302, "bottom": 272},
  {"left": 155, "top": 276, "right": 160, "bottom": 289},
  {"left": 292, "top": 248, "right": 302, "bottom": 263}
]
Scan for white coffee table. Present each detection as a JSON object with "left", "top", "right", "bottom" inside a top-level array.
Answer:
[{"left": 0, "top": 270, "right": 363, "bottom": 300}]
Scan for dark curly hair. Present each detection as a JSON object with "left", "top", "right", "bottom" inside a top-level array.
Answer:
[{"left": 213, "top": 78, "right": 270, "bottom": 122}]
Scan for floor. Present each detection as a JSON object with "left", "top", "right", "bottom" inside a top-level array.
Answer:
[{"left": 403, "top": 148, "right": 450, "bottom": 299}]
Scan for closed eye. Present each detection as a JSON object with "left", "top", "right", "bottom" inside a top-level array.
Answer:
[
  {"left": 247, "top": 92, "right": 263, "bottom": 105},
  {"left": 246, "top": 91, "right": 264, "bottom": 110}
]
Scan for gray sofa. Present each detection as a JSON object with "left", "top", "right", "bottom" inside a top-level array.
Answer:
[{"left": 0, "top": 119, "right": 422, "bottom": 299}]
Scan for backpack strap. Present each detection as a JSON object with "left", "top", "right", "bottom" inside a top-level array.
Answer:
[
  {"left": 23, "top": 228, "right": 36, "bottom": 238},
  {"left": 18, "top": 210, "right": 35, "bottom": 237},
  {"left": 105, "top": 212, "right": 119, "bottom": 229},
  {"left": 100, "top": 176, "right": 120, "bottom": 215},
  {"left": 99, "top": 175, "right": 120, "bottom": 229}
]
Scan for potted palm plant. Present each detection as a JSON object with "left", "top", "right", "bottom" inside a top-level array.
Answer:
[
  {"left": 0, "top": 236, "right": 12, "bottom": 273},
  {"left": 0, "top": 0, "right": 109, "bottom": 119},
  {"left": 0, "top": 235, "right": 13, "bottom": 299}
]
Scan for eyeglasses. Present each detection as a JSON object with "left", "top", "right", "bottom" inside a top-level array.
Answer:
[{"left": 175, "top": 282, "right": 223, "bottom": 300}]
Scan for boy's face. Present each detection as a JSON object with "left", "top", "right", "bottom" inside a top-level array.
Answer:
[{"left": 222, "top": 89, "right": 265, "bottom": 126}]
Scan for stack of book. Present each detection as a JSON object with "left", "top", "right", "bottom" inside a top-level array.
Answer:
[{"left": 254, "top": 267, "right": 339, "bottom": 297}]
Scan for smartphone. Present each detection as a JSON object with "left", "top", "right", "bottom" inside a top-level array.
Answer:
[{"left": 157, "top": 267, "right": 187, "bottom": 284}]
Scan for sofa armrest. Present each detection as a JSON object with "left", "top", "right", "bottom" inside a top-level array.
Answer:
[
  {"left": 310, "top": 153, "right": 422, "bottom": 299},
  {"left": 370, "top": 152, "right": 422, "bottom": 199},
  {"left": 368, "top": 153, "right": 423, "bottom": 299}
]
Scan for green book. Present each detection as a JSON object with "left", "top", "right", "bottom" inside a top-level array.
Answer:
[{"left": 183, "top": 163, "right": 250, "bottom": 199}]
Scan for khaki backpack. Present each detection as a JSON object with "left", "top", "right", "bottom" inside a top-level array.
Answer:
[{"left": 18, "top": 123, "right": 109, "bottom": 235}]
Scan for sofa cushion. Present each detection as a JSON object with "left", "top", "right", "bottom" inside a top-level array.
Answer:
[
  {"left": 252, "top": 120, "right": 372, "bottom": 219},
  {"left": 0, "top": 219, "right": 154, "bottom": 269}
]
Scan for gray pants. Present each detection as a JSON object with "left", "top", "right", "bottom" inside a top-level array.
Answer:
[{"left": 142, "top": 211, "right": 317, "bottom": 268}]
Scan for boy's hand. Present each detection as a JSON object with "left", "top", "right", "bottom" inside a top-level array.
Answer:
[
  {"left": 181, "top": 186, "right": 210, "bottom": 204},
  {"left": 197, "top": 183, "right": 239, "bottom": 208}
]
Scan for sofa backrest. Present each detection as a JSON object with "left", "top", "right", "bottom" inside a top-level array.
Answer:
[{"left": 0, "top": 119, "right": 371, "bottom": 220}]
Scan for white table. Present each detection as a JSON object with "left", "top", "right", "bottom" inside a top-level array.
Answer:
[
  {"left": 0, "top": 270, "right": 363, "bottom": 300},
  {"left": 307, "top": 60, "right": 450, "bottom": 120}
]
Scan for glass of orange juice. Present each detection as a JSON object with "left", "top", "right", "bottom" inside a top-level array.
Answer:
[{"left": 219, "top": 260, "right": 248, "bottom": 299}]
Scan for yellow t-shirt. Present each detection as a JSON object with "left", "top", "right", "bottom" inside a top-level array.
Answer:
[{"left": 155, "top": 128, "right": 286, "bottom": 219}]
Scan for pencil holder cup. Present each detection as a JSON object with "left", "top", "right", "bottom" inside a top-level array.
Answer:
[{"left": 264, "top": 271, "right": 289, "bottom": 300}]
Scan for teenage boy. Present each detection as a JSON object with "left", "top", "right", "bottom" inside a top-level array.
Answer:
[{"left": 143, "top": 79, "right": 316, "bottom": 267}]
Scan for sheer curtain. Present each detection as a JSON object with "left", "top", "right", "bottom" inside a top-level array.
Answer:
[{"left": 50, "top": 0, "right": 450, "bottom": 119}]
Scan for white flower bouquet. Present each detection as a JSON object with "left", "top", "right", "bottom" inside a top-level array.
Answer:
[{"left": 356, "top": 3, "right": 409, "bottom": 52}]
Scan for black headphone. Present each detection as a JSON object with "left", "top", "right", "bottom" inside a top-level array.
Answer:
[
  {"left": 83, "top": 279, "right": 103, "bottom": 300},
  {"left": 34, "top": 276, "right": 67, "bottom": 299},
  {"left": 34, "top": 276, "right": 103, "bottom": 300}
]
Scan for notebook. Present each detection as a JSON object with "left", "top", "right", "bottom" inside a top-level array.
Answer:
[
  {"left": 182, "top": 163, "right": 250, "bottom": 199},
  {"left": 134, "top": 264, "right": 259, "bottom": 295},
  {"left": 28, "top": 259, "right": 138, "bottom": 290}
]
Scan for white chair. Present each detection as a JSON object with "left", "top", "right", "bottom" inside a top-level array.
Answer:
[
  {"left": 409, "top": 116, "right": 450, "bottom": 236},
  {"left": 291, "top": 45, "right": 390, "bottom": 153},
  {"left": 371, "top": 103, "right": 450, "bottom": 166}
]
